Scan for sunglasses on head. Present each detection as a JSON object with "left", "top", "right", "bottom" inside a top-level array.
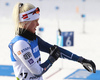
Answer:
[
  {"left": 22, "top": 7, "right": 40, "bottom": 19},
  {"left": 28, "top": 7, "right": 40, "bottom": 15}
]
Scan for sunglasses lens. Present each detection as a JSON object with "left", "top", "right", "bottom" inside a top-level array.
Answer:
[
  {"left": 36, "top": 8, "right": 40, "bottom": 14},
  {"left": 33, "top": 8, "right": 40, "bottom": 14},
  {"left": 36, "top": 11, "right": 39, "bottom": 14}
]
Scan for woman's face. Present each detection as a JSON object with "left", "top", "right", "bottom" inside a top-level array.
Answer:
[{"left": 25, "top": 19, "right": 39, "bottom": 33}]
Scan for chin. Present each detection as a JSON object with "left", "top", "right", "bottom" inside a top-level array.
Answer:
[{"left": 32, "top": 31, "right": 35, "bottom": 33}]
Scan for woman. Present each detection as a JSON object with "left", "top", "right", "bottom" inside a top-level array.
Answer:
[{"left": 8, "top": 3, "right": 96, "bottom": 80}]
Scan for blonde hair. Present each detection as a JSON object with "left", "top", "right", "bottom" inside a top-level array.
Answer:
[{"left": 12, "top": 3, "right": 35, "bottom": 35}]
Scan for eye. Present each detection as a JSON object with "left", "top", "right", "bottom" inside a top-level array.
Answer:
[{"left": 36, "top": 19, "right": 39, "bottom": 22}]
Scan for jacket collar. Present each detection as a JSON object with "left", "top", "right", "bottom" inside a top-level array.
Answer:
[{"left": 18, "top": 28, "right": 36, "bottom": 41}]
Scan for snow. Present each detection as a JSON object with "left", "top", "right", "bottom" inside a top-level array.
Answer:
[{"left": 0, "top": 0, "right": 100, "bottom": 80}]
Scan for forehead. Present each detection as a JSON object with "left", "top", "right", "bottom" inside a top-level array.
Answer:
[{"left": 32, "top": 18, "right": 39, "bottom": 22}]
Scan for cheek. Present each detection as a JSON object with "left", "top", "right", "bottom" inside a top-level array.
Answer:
[
  {"left": 30, "top": 23, "right": 35, "bottom": 28},
  {"left": 32, "top": 22, "right": 37, "bottom": 26},
  {"left": 27, "top": 24, "right": 34, "bottom": 31}
]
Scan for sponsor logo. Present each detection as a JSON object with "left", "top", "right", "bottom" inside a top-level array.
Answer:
[
  {"left": 28, "top": 58, "right": 34, "bottom": 65},
  {"left": 23, "top": 52, "right": 32, "bottom": 60},
  {"left": 17, "top": 51, "right": 21, "bottom": 55},
  {"left": 33, "top": 46, "right": 39, "bottom": 53},
  {"left": 21, "top": 47, "right": 31, "bottom": 53},
  {"left": 22, "top": 14, "right": 28, "bottom": 19}
]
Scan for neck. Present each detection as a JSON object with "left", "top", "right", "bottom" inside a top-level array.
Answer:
[{"left": 18, "top": 28, "right": 36, "bottom": 41}]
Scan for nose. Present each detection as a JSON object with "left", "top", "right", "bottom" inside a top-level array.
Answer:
[{"left": 37, "top": 22, "right": 39, "bottom": 26}]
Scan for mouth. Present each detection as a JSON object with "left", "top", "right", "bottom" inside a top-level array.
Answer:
[{"left": 34, "top": 28, "right": 36, "bottom": 31}]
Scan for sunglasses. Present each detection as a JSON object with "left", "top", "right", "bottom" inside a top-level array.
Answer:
[
  {"left": 22, "top": 7, "right": 40, "bottom": 19},
  {"left": 29, "top": 7, "right": 40, "bottom": 15}
]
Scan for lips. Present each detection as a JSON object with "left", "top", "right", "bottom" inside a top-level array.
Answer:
[{"left": 34, "top": 28, "right": 36, "bottom": 30}]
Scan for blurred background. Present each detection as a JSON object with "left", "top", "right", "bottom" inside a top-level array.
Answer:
[{"left": 0, "top": 0, "right": 100, "bottom": 80}]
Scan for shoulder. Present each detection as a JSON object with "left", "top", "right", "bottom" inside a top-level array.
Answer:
[
  {"left": 14, "top": 40, "right": 29, "bottom": 47},
  {"left": 13, "top": 40, "right": 30, "bottom": 53}
]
